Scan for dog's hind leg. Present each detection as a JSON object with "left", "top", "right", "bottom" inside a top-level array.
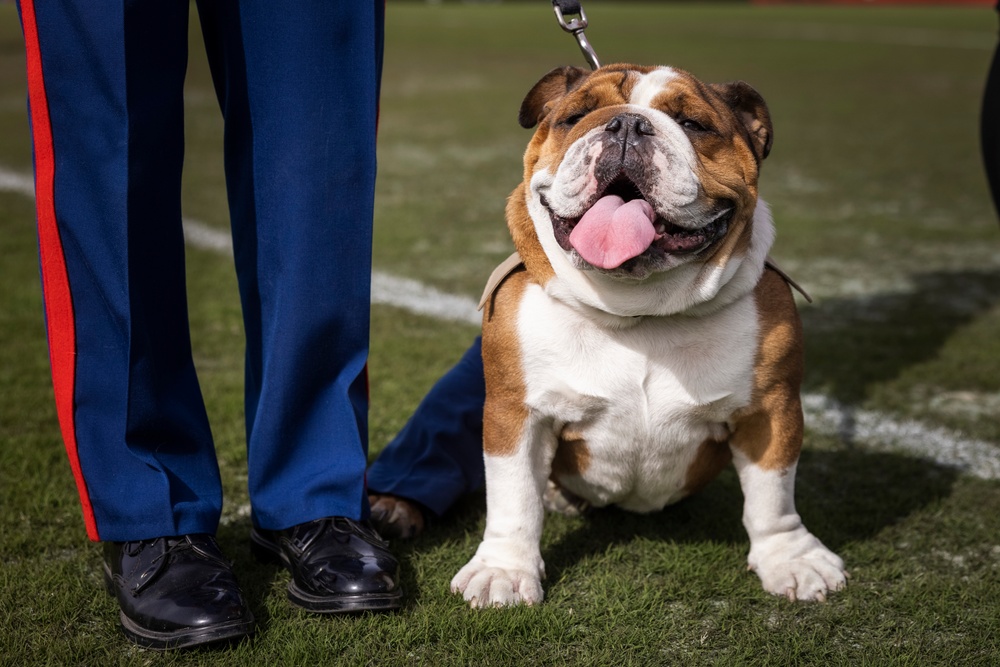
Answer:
[{"left": 542, "top": 479, "right": 590, "bottom": 517}]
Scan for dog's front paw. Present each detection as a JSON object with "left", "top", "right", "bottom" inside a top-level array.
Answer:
[
  {"left": 451, "top": 540, "right": 546, "bottom": 609},
  {"left": 451, "top": 560, "right": 544, "bottom": 608},
  {"left": 749, "top": 531, "right": 847, "bottom": 602}
]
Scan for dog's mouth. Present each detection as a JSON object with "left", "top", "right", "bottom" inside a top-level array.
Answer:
[{"left": 544, "top": 177, "right": 733, "bottom": 271}]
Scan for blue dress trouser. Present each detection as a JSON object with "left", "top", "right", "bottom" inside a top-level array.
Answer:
[
  {"left": 367, "top": 337, "right": 487, "bottom": 517},
  {"left": 19, "top": 0, "right": 384, "bottom": 542}
]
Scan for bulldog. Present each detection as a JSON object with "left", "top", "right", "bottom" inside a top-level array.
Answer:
[{"left": 449, "top": 64, "right": 847, "bottom": 608}]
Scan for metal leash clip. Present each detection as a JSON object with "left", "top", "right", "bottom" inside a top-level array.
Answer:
[{"left": 551, "top": 0, "right": 601, "bottom": 71}]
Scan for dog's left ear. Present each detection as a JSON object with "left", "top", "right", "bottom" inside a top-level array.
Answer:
[
  {"left": 519, "top": 66, "right": 590, "bottom": 129},
  {"left": 710, "top": 81, "right": 773, "bottom": 161}
]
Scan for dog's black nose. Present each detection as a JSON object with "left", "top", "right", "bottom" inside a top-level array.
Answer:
[{"left": 605, "top": 113, "right": 655, "bottom": 138}]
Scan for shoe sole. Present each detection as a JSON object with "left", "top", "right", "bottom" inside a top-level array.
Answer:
[
  {"left": 250, "top": 530, "right": 403, "bottom": 614},
  {"left": 102, "top": 565, "right": 254, "bottom": 650}
]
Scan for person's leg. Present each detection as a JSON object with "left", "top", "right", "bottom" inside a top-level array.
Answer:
[
  {"left": 19, "top": 0, "right": 221, "bottom": 544},
  {"left": 198, "top": 0, "right": 399, "bottom": 613},
  {"left": 18, "top": 0, "right": 251, "bottom": 649},
  {"left": 367, "top": 337, "right": 487, "bottom": 519},
  {"left": 199, "top": 0, "right": 382, "bottom": 531},
  {"left": 982, "top": 6, "right": 1000, "bottom": 220}
]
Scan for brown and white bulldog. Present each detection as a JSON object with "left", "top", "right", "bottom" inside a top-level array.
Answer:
[{"left": 450, "top": 64, "right": 847, "bottom": 608}]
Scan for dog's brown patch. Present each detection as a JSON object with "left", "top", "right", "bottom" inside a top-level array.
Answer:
[
  {"left": 729, "top": 267, "right": 804, "bottom": 470},
  {"left": 482, "top": 269, "right": 530, "bottom": 457},
  {"left": 506, "top": 183, "right": 555, "bottom": 285},
  {"left": 551, "top": 426, "right": 592, "bottom": 477},
  {"left": 683, "top": 436, "right": 733, "bottom": 495}
]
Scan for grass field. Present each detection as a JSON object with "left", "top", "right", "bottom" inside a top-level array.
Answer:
[{"left": 2, "top": 2, "right": 1000, "bottom": 665}]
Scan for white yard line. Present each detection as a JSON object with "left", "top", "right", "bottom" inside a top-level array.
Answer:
[
  {"left": 802, "top": 393, "right": 1000, "bottom": 481},
  {"left": 177, "top": 216, "right": 481, "bottom": 326},
  {"left": 3, "top": 166, "right": 997, "bottom": 479},
  {"left": 370, "top": 271, "right": 481, "bottom": 327},
  {"left": 0, "top": 166, "right": 482, "bottom": 325},
  {"left": 0, "top": 167, "right": 33, "bottom": 196}
]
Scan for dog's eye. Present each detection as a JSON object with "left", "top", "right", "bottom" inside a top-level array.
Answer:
[
  {"left": 561, "top": 112, "right": 588, "bottom": 127},
  {"left": 679, "top": 118, "right": 707, "bottom": 133}
]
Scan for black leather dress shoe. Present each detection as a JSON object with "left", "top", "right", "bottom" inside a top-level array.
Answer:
[
  {"left": 250, "top": 517, "right": 402, "bottom": 613},
  {"left": 103, "top": 534, "right": 254, "bottom": 650}
]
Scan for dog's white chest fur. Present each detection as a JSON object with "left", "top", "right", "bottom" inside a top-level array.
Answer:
[{"left": 517, "top": 284, "right": 757, "bottom": 512}]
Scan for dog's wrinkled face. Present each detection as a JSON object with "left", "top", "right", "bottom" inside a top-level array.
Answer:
[{"left": 515, "top": 65, "right": 772, "bottom": 281}]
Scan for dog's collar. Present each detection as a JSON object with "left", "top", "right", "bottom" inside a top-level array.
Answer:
[{"left": 478, "top": 251, "right": 811, "bottom": 313}]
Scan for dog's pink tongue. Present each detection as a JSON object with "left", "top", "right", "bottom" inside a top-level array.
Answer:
[{"left": 569, "top": 196, "right": 657, "bottom": 269}]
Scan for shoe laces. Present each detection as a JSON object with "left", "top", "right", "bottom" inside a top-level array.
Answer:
[{"left": 123, "top": 535, "right": 228, "bottom": 568}]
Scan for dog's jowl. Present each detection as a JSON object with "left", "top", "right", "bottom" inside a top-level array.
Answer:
[{"left": 451, "top": 64, "right": 847, "bottom": 608}]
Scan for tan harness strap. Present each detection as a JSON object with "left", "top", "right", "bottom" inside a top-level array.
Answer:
[
  {"left": 478, "top": 252, "right": 526, "bottom": 311},
  {"left": 763, "top": 257, "right": 812, "bottom": 303}
]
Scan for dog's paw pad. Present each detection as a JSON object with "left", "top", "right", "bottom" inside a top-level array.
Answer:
[
  {"left": 451, "top": 563, "right": 544, "bottom": 608},
  {"left": 754, "top": 548, "right": 847, "bottom": 602}
]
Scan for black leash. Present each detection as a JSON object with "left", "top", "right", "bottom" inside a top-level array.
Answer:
[{"left": 551, "top": 0, "right": 601, "bottom": 70}]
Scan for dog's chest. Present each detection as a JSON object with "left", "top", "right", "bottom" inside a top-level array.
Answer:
[{"left": 517, "top": 284, "right": 759, "bottom": 512}]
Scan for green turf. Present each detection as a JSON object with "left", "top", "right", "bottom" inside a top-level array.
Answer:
[{"left": 2, "top": 2, "right": 1000, "bottom": 664}]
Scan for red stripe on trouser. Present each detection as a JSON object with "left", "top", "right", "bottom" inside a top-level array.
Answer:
[{"left": 20, "top": 1, "right": 98, "bottom": 541}]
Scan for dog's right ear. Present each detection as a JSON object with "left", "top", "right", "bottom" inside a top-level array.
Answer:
[
  {"left": 518, "top": 66, "right": 590, "bottom": 129},
  {"left": 710, "top": 80, "right": 773, "bottom": 162}
]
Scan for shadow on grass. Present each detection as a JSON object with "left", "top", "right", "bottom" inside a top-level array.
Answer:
[
  {"left": 800, "top": 268, "right": 1000, "bottom": 405},
  {"left": 393, "top": 448, "right": 957, "bottom": 604},
  {"left": 542, "top": 448, "right": 957, "bottom": 586},
  {"left": 215, "top": 522, "right": 278, "bottom": 635}
]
